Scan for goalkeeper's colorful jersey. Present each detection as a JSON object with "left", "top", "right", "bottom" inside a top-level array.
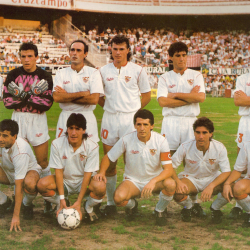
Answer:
[{"left": 3, "top": 66, "right": 53, "bottom": 113}]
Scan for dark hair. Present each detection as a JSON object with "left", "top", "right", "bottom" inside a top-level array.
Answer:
[
  {"left": 133, "top": 109, "right": 154, "bottom": 125},
  {"left": 110, "top": 35, "right": 132, "bottom": 61},
  {"left": 168, "top": 42, "right": 188, "bottom": 57},
  {"left": 193, "top": 117, "right": 214, "bottom": 134},
  {"left": 19, "top": 42, "right": 38, "bottom": 57},
  {"left": 65, "top": 113, "right": 88, "bottom": 140},
  {"left": 0, "top": 119, "right": 19, "bottom": 136},
  {"left": 69, "top": 40, "right": 88, "bottom": 54}
]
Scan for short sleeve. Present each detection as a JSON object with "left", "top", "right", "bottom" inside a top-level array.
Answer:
[
  {"left": 89, "top": 70, "right": 104, "bottom": 95},
  {"left": 138, "top": 67, "right": 151, "bottom": 94},
  {"left": 53, "top": 70, "right": 63, "bottom": 91},
  {"left": 195, "top": 73, "right": 205, "bottom": 93},
  {"left": 171, "top": 144, "right": 185, "bottom": 169},
  {"left": 84, "top": 145, "right": 99, "bottom": 173},
  {"left": 12, "top": 154, "right": 29, "bottom": 180},
  {"left": 49, "top": 142, "right": 63, "bottom": 169},
  {"left": 218, "top": 146, "right": 231, "bottom": 173},
  {"left": 108, "top": 137, "right": 125, "bottom": 162},
  {"left": 157, "top": 74, "right": 168, "bottom": 99}
]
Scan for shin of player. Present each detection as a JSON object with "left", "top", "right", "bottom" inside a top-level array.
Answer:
[
  {"left": 37, "top": 114, "right": 106, "bottom": 222},
  {"left": 0, "top": 119, "right": 41, "bottom": 232},
  {"left": 172, "top": 117, "right": 230, "bottom": 223},
  {"left": 94, "top": 110, "right": 175, "bottom": 226},
  {"left": 98, "top": 35, "right": 151, "bottom": 216}
]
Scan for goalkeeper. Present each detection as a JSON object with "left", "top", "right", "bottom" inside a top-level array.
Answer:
[{"left": 3, "top": 42, "right": 54, "bottom": 215}]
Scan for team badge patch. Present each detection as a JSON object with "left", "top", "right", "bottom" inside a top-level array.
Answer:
[
  {"left": 169, "top": 84, "right": 176, "bottom": 88},
  {"left": 106, "top": 77, "right": 114, "bottom": 81},
  {"left": 187, "top": 79, "right": 194, "bottom": 85},
  {"left": 82, "top": 77, "right": 89, "bottom": 83},
  {"left": 125, "top": 76, "right": 131, "bottom": 83},
  {"left": 188, "top": 159, "right": 197, "bottom": 164},
  {"left": 209, "top": 159, "right": 216, "bottom": 165},
  {"left": 131, "top": 150, "right": 139, "bottom": 154},
  {"left": 246, "top": 83, "right": 250, "bottom": 86},
  {"left": 80, "top": 154, "right": 87, "bottom": 161},
  {"left": 62, "top": 155, "right": 67, "bottom": 159},
  {"left": 63, "top": 81, "right": 70, "bottom": 84},
  {"left": 149, "top": 149, "right": 157, "bottom": 156},
  {"left": 35, "top": 133, "right": 43, "bottom": 137}
]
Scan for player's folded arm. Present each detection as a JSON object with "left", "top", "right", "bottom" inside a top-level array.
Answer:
[{"left": 27, "top": 91, "right": 53, "bottom": 112}]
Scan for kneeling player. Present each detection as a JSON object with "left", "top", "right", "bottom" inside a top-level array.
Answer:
[
  {"left": 0, "top": 119, "right": 42, "bottom": 231},
  {"left": 172, "top": 117, "right": 231, "bottom": 223},
  {"left": 223, "top": 142, "right": 250, "bottom": 227},
  {"left": 37, "top": 113, "right": 106, "bottom": 222},
  {"left": 94, "top": 109, "right": 175, "bottom": 226}
]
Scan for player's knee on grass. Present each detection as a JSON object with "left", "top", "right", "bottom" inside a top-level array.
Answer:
[
  {"left": 24, "top": 178, "right": 38, "bottom": 194},
  {"left": 233, "top": 180, "right": 248, "bottom": 197},
  {"left": 174, "top": 193, "right": 187, "bottom": 202},
  {"left": 163, "top": 178, "right": 176, "bottom": 194},
  {"left": 89, "top": 179, "right": 106, "bottom": 198},
  {"left": 114, "top": 190, "right": 128, "bottom": 206}
]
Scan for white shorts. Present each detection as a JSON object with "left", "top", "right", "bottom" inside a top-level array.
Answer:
[
  {"left": 56, "top": 110, "right": 99, "bottom": 142},
  {"left": 123, "top": 176, "right": 149, "bottom": 193},
  {"left": 12, "top": 111, "right": 49, "bottom": 147},
  {"left": 161, "top": 116, "right": 196, "bottom": 151},
  {"left": 178, "top": 171, "right": 221, "bottom": 193},
  {"left": 101, "top": 111, "right": 136, "bottom": 146},
  {"left": 236, "top": 116, "right": 250, "bottom": 149},
  {"left": 1, "top": 165, "right": 41, "bottom": 185}
]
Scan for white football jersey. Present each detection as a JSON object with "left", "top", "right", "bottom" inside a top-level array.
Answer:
[
  {"left": 235, "top": 73, "right": 250, "bottom": 116},
  {"left": 0, "top": 137, "right": 41, "bottom": 181},
  {"left": 108, "top": 131, "right": 171, "bottom": 183},
  {"left": 49, "top": 135, "right": 99, "bottom": 189},
  {"left": 172, "top": 139, "right": 230, "bottom": 178},
  {"left": 53, "top": 66, "right": 104, "bottom": 112},
  {"left": 157, "top": 69, "right": 205, "bottom": 117},
  {"left": 99, "top": 62, "right": 151, "bottom": 113}
]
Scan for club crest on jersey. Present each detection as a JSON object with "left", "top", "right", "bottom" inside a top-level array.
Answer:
[
  {"left": 131, "top": 150, "right": 139, "bottom": 154},
  {"left": 62, "top": 155, "right": 67, "bottom": 159},
  {"left": 82, "top": 77, "right": 89, "bottom": 83},
  {"left": 106, "top": 77, "right": 114, "bottom": 81},
  {"left": 149, "top": 149, "right": 157, "bottom": 156},
  {"left": 246, "top": 83, "right": 250, "bottom": 86},
  {"left": 35, "top": 133, "right": 43, "bottom": 137},
  {"left": 63, "top": 81, "right": 70, "bottom": 85},
  {"left": 188, "top": 159, "right": 197, "bottom": 164},
  {"left": 169, "top": 84, "right": 176, "bottom": 88},
  {"left": 209, "top": 159, "right": 216, "bottom": 165},
  {"left": 80, "top": 154, "right": 87, "bottom": 161},
  {"left": 187, "top": 79, "right": 194, "bottom": 85},
  {"left": 124, "top": 76, "right": 131, "bottom": 83}
]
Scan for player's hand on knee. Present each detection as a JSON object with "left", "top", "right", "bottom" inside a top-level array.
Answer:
[
  {"left": 30, "top": 79, "right": 48, "bottom": 95},
  {"left": 141, "top": 181, "right": 155, "bottom": 198},
  {"left": 176, "top": 181, "right": 188, "bottom": 194},
  {"left": 222, "top": 184, "right": 233, "bottom": 202},
  {"left": 201, "top": 186, "right": 213, "bottom": 202},
  {"left": 10, "top": 215, "right": 22, "bottom": 232},
  {"left": 93, "top": 173, "right": 107, "bottom": 183}
]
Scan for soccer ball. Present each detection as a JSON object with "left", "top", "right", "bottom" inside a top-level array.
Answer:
[{"left": 57, "top": 208, "right": 81, "bottom": 230}]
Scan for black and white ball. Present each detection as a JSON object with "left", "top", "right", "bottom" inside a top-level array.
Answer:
[{"left": 57, "top": 208, "right": 80, "bottom": 230}]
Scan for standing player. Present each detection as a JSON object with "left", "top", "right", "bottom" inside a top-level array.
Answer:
[
  {"left": 37, "top": 114, "right": 106, "bottom": 222},
  {"left": 53, "top": 40, "right": 103, "bottom": 142},
  {"left": 230, "top": 72, "right": 250, "bottom": 218},
  {"left": 0, "top": 119, "right": 42, "bottom": 231},
  {"left": 223, "top": 142, "right": 250, "bottom": 227},
  {"left": 3, "top": 42, "right": 53, "bottom": 214},
  {"left": 94, "top": 110, "right": 175, "bottom": 226},
  {"left": 157, "top": 41, "right": 205, "bottom": 213},
  {"left": 99, "top": 35, "right": 151, "bottom": 216},
  {"left": 172, "top": 117, "right": 231, "bottom": 223}
]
